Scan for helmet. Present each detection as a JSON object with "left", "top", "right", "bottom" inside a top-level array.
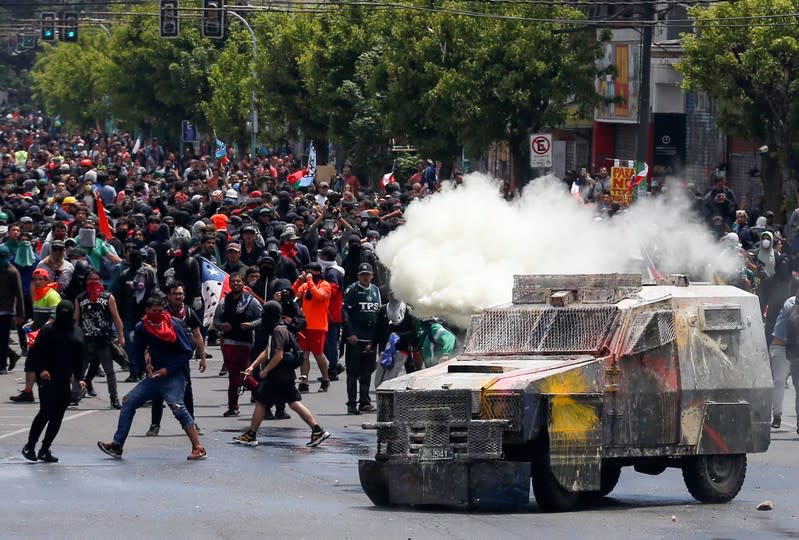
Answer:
[{"left": 387, "top": 300, "right": 406, "bottom": 326}]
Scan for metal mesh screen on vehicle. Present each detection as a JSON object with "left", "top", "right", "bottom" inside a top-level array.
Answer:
[
  {"left": 623, "top": 310, "right": 677, "bottom": 356},
  {"left": 465, "top": 305, "right": 619, "bottom": 354},
  {"left": 394, "top": 390, "right": 472, "bottom": 423}
]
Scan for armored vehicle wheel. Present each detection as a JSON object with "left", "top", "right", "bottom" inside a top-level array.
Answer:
[
  {"left": 682, "top": 454, "right": 747, "bottom": 503},
  {"left": 532, "top": 454, "right": 580, "bottom": 512},
  {"left": 581, "top": 463, "right": 622, "bottom": 502}
]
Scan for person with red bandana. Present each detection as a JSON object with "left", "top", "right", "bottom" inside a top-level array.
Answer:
[
  {"left": 75, "top": 269, "right": 125, "bottom": 409},
  {"left": 10, "top": 268, "right": 60, "bottom": 403},
  {"left": 97, "top": 295, "right": 206, "bottom": 460}
]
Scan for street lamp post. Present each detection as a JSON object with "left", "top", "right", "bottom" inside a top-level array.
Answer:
[{"left": 226, "top": 10, "right": 258, "bottom": 154}]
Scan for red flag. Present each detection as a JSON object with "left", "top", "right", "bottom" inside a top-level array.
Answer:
[
  {"left": 287, "top": 168, "right": 305, "bottom": 187},
  {"left": 94, "top": 192, "right": 113, "bottom": 239}
]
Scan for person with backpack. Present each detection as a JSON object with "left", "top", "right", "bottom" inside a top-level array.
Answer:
[{"left": 233, "top": 300, "right": 330, "bottom": 448}]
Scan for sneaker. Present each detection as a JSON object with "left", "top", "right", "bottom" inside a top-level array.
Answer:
[
  {"left": 8, "top": 349, "right": 19, "bottom": 371},
  {"left": 195, "top": 424, "right": 204, "bottom": 436},
  {"left": 264, "top": 409, "right": 275, "bottom": 420},
  {"left": 329, "top": 373, "right": 339, "bottom": 382},
  {"left": 21, "top": 443, "right": 37, "bottom": 462},
  {"left": 318, "top": 380, "right": 330, "bottom": 393},
  {"left": 772, "top": 416, "right": 781, "bottom": 429},
  {"left": 232, "top": 432, "right": 259, "bottom": 446},
  {"left": 359, "top": 403, "right": 376, "bottom": 413},
  {"left": 347, "top": 405, "right": 361, "bottom": 415},
  {"left": 86, "top": 385, "right": 97, "bottom": 397},
  {"left": 146, "top": 424, "right": 160, "bottom": 436},
  {"left": 123, "top": 375, "right": 139, "bottom": 383},
  {"left": 96, "top": 366, "right": 106, "bottom": 378},
  {"left": 336, "top": 364, "right": 346, "bottom": 375},
  {"left": 97, "top": 441, "right": 123, "bottom": 459},
  {"left": 218, "top": 367, "right": 228, "bottom": 377},
  {"left": 223, "top": 408, "right": 239, "bottom": 417},
  {"left": 10, "top": 390, "right": 34, "bottom": 403},
  {"left": 298, "top": 382, "right": 310, "bottom": 393},
  {"left": 274, "top": 410, "right": 291, "bottom": 420},
  {"left": 205, "top": 352, "right": 213, "bottom": 359},
  {"left": 307, "top": 429, "right": 330, "bottom": 447},
  {"left": 187, "top": 446, "right": 207, "bottom": 460},
  {"left": 111, "top": 397, "right": 121, "bottom": 409},
  {"left": 37, "top": 448, "right": 58, "bottom": 463}
]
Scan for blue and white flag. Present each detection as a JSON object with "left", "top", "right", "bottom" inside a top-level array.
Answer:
[{"left": 298, "top": 142, "right": 316, "bottom": 188}]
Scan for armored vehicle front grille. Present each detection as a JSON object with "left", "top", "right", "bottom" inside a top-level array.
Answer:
[
  {"left": 480, "top": 392, "right": 523, "bottom": 432},
  {"left": 465, "top": 305, "right": 618, "bottom": 355},
  {"left": 369, "top": 390, "right": 508, "bottom": 461}
]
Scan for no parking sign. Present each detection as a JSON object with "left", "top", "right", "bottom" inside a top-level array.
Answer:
[{"left": 530, "top": 133, "right": 552, "bottom": 168}]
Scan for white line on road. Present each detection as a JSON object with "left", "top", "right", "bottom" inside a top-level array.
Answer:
[{"left": 0, "top": 409, "right": 97, "bottom": 440}]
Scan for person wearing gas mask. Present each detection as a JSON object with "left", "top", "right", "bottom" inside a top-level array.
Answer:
[
  {"left": 21, "top": 300, "right": 86, "bottom": 462},
  {"left": 113, "top": 244, "right": 157, "bottom": 382}
]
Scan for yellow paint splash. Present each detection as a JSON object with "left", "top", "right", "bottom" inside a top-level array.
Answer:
[{"left": 542, "top": 370, "right": 599, "bottom": 439}]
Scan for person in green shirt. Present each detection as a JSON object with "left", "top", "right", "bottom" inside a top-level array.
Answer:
[
  {"left": 10, "top": 268, "right": 61, "bottom": 403},
  {"left": 415, "top": 318, "right": 457, "bottom": 368}
]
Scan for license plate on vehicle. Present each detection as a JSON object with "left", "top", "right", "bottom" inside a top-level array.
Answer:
[{"left": 420, "top": 446, "right": 453, "bottom": 461}]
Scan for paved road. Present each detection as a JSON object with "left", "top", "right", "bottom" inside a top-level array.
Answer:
[{"left": 2, "top": 348, "right": 799, "bottom": 539}]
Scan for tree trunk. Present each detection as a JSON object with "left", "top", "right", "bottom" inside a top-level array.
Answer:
[{"left": 509, "top": 134, "right": 529, "bottom": 195}]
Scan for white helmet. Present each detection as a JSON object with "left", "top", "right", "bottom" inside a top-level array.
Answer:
[{"left": 387, "top": 300, "right": 406, "bottom": 325}]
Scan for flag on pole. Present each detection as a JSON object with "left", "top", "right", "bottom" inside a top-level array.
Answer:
[
  {"left": 200, "top": 258, "right": 231, "bottom": 327},
  {"left": 94, "top": 191, "right": 113, "bottom": 240},
  {"left": 380, "top": 160, "right": 396, "bottom": 190},
  {"left": 288, "top": 142, "right": 317, "bottom": 188},
  {"left": 131, "top": 135, "right": 141, "bottom": 155},
  {"left": 215, "top": 139, "right": 229, "bottom": 167},
  {"left": 628, "top": 161, "right": 649, "bottom": 192}
]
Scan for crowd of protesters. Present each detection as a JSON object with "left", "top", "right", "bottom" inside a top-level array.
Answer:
[{"left": 0, "top": 111, "right": 458, "bottom": 457}]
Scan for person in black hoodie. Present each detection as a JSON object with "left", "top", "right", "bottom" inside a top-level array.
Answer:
[
  {"left": 21, "top": 300, "right": 86, "bottom": 462},
  {"left": 149, "top": 223, "right": 172, "bottom": 286},
  {"left": 759, "top": 255, "right": 799, "bottom": 346}
]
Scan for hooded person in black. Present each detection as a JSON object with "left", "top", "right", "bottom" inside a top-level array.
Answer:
[
  {"left": 149, "top": 223, "right": 172, "bottom": 285},
  {"left": 22, "top": 300, "right": 86, "bottom": 463},
  {"left": 759, "top": 254, "right": 799, "bottom": 346},
  {"left": 168, "top": 238, "right": 201, "bottom": 309}
]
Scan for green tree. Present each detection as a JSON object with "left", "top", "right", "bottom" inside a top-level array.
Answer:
[
  {"left": 369, "top": 1, "right": 608, "bottom": 185},
  {"left": 679, "top": 0, "right": 799, "bottom": 212},
  {"left": 30, "top": 32, "right": 113, "bottom": 129},
  {"left": 202, "top": 25, "right": 255, "bottom": 148}
]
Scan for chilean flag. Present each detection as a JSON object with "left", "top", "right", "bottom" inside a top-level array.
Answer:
[
  {"left": 200, "top": 258, "right": 231, "bottom": 327},
  {"left": 379, "top": 160, "right": 396, "bottom": 191}
]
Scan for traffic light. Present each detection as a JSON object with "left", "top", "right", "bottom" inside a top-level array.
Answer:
[
  {"left": 24, "top": 35, "right": 36, "bottom": 48},
  {"left": 63, "top": 12, "right": 78, "bottom": 42},
  {"left": 160, "top": 0, "right": 179, "bottom": 39},
  {"left": 202, "top": 0, "right": 225, "bottom": 39},
  {"left": 41, "top": 12, "right": 56, "bottom": 41}
]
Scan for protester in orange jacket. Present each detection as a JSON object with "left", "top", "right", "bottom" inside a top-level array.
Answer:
[{"left": 292, "top": 262, "right": 332, "bottom": 393}]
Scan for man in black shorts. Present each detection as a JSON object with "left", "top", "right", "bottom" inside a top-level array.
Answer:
[{"left": 233, "top": 300, "right": 330, "bottom": 447}]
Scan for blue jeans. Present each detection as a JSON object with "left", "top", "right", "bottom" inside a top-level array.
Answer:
[
  {"left": 123, "top": 319, "right": 142, "bottom": 377},
  {"left": 112, "top": 373, "right": 193, "bottom": 447}
]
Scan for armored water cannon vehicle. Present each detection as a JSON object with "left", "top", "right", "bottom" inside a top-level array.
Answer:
[{"left": 359, "top": 274, "right": 772, "bottom": 511}]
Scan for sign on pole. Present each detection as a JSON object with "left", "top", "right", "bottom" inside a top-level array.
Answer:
[
  {"left": 182, "top": 120, "right": 198, "bottom": 143},
  {"left": 530, "top": 133, "right": 553, "bottom": 168}
]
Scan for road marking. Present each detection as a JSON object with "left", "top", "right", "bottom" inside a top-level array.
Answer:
[{"left": 0, "top": 409, "right": 97, "bottom": 440}]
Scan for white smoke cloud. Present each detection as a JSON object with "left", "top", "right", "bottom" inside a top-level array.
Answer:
[{"left": 377, "top": 173, "right": 735, "bottom": 328}]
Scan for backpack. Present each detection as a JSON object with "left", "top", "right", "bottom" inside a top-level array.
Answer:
[{"left": 276, "top": 324, "right": 304, "bottom": 370}]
